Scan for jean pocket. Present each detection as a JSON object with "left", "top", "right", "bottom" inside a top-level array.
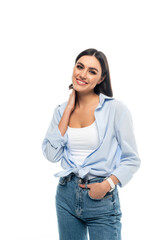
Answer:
[{"left": 87, "top": 189, "right": 113, "bottom": 201}]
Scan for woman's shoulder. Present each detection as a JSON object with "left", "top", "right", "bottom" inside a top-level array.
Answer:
[
  {"left": 112, "top": 98, "right": 132, "bottom": 120},
  {"left": 102, "top": 95, "right": 131, "bottom": 116},
  {"left": 54, "top": 100, "right": 68, "bottom": 116}
]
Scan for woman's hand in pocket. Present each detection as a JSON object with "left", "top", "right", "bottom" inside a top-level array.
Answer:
[{"left": 79, "top": 180, "right": 111, "bottom": 199}]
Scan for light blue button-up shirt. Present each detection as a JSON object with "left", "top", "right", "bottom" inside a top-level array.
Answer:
[{"left": 42, "top": 93, "right": 141, "bottom": 187}]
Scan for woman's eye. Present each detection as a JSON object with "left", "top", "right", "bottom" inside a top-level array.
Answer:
[
  {"left": 76, "top": 65, "right": 83, "bottom": 69},
  {"left": 76, "top": 65, "right": 96, "bottom": 75},
  {"left": 90, "top": 71, "right": 96, "bottom": 75}
]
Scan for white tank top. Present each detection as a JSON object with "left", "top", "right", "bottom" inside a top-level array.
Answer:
[{"left": 66, "top": 121, "right": 100, "bottom": 166}]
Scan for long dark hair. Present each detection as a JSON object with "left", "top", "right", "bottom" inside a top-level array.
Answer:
[{"left": 69, "top": 48, "right": 113, "bottom": 97}]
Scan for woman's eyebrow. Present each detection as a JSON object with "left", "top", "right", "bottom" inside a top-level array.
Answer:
[{"left": 77, "top": 61, "right": 99, "bottom": 72}]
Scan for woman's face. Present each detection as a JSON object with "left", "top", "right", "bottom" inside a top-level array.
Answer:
[{"left": 72, "top": 55, "right": 104, "bottom": 94}]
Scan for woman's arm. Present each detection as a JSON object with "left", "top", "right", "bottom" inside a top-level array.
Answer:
[
  {"left": 111, "top": 101, "right": 141, "bottom": 187},
  {"left": 100, "top": 175, "right": 120, "bottom": 191},
  {"left": 58, "top": 107, "right": 72, "bottom": 136},
  {"left": 41, "top": 105, "right": 69, "bottom": 162},
  {"left": 42, "top": 90, "right": 76, "bottom": 163}
]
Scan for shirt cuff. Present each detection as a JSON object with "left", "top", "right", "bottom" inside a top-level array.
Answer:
[
  {"left": 45, "top": 125, "right": 68, "bottom": 148},
  {"left": 111, "top": 167, "right": 133, "bottom": 188}
]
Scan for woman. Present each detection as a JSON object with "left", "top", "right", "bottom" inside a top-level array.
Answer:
[{"left": 42, "top": 48, "right": 141, "bottom": 240}]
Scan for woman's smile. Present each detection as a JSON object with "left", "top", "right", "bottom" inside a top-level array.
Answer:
[{"left": 76, "top": 78, "right": 88, "bottom": 86}]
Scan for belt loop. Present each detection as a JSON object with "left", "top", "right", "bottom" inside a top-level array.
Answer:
[
  {"left": 85, "top": 179, "right": 89, "bottom": 189},
  {"left": 67, "top": 172, "right": 75, "bottom": 182},
  {"left": 67, "top": 173, "right": 72, "bottom": 182}
]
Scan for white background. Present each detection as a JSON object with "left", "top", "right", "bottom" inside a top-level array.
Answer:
[{"left": 0, "top": 0, "right": 160, "bottom": 239}]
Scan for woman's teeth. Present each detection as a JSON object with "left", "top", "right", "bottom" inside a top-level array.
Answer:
[{"left": 76, "top": 79, "right": 87, "bottom": 85}]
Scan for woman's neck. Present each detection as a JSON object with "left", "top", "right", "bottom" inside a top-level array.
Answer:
[{"left": 76, "top": 91, "right": 99, "bottom": 109}]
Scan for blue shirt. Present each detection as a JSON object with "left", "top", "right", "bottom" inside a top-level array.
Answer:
[{"left": 42, "top": 93, "right": 141, "bottom": 187}]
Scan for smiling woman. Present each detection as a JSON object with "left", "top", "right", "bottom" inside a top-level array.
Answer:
[
  {"left": 42, "top": 48, "right": 141, "bottom": 240},
  {"left": 73, "top": 56, "right": 103, "bottom": 90},
  {"left": 69, "top": 48, "right": 113, "bottom": 98}
]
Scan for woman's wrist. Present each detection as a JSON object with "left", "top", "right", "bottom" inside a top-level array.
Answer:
[
  {"left": 101, "top": 175, "right": 120, "bottom": 192},
  {"left": 109, "top": 175, "right": 119, "bottom": 186},
  {"left": 65, "top": 105, "right": 73, "bottom": 114},
  {"left": 101, "top": 179, "right": 111, "bottom": 192}
]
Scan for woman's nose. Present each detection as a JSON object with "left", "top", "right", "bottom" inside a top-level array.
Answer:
[{"left": 80, "top": 69, "right": 87, "bottom": 79}]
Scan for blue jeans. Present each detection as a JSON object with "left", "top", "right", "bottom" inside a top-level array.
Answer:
[{"left": 55, "top": 172, "right": 122, "bottom": 240}]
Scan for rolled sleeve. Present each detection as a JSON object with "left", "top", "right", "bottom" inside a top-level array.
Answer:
[
  {"left": 42, "top": 105, "right": 68, "bottom": 162},
  {"left": 45, "top": 121, "right": 68, "bottom": 148},
  {"left": 112, "top": 101, "right": 141, "bottom": 187}
]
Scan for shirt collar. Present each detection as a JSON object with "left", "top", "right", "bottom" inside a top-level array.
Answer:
[
  {"left": 98, "top": 93, "right": 114, "bottom": 108},
  {"left": 59, "top": 92, "right": 114, "bottom": 114}
]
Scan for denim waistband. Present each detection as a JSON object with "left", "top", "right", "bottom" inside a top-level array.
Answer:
[{"left": 60, "top": 172, "right": 108, "bottom": 186}]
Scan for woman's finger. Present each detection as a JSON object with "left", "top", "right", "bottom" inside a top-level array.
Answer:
[
  {"left": 79, "top": 183, "right": 93, "bottom": 189},
  {"left": 79, "top": 184, "right": 89, "bottom": 188}
]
